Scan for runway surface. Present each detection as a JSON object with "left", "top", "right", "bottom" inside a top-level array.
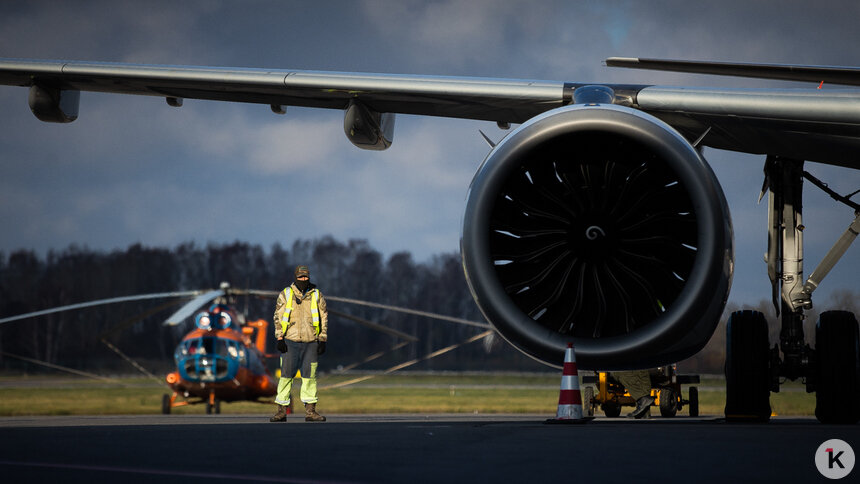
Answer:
[{"left": 0, "top": 414, "right": 857, "bottom": 483}]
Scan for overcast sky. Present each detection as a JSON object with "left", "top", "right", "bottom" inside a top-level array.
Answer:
[{"left": 0, "top": 0, "right": 858, "bottom": 309}]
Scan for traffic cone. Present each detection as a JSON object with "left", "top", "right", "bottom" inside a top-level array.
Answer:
[{"left": 545, "top": 342, "right": 593, "bottom": 424}]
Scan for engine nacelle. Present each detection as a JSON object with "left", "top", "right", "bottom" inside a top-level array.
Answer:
[
  {"left": 462, "top": 104, "right": 733, "bottom": 369},
  {"left": 28, "top": 85, "right": 79, "bottom": 123},
  {"left": 344, "top": 99, "right": 395, "bottom": 150}
]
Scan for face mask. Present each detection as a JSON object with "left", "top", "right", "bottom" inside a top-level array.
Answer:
[{"left": 295, "top": 280, "right": 309, "bottom": 292}]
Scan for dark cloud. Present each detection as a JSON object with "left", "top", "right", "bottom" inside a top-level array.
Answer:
[{"left": 0, "top": 1, "right": 858, "bottom": 308}]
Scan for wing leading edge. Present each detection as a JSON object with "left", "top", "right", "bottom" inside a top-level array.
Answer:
[{"left": 1, "top": 57, "right": 859, "bottom": 167}]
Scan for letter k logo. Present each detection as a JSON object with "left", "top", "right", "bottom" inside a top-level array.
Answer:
[
  {"left": 827, "top": 448, "right": 846, "bottom": 469},
  {"left": 816, "top": 440, "right": 855, "bottom": 479}
]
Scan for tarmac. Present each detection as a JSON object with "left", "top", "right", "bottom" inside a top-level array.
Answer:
[{"left": 0, "top": 413, "right": 857, "bottom": 483}]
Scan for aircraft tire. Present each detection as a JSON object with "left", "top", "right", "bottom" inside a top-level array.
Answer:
[
  {"left": 659, "top": 387, "right": 677, "bottom": 417},
  {"left": 688, "top": 387, "right": 699, "bottom": 417},
  {"left": 724, "top": 310, "right": 771, "bottom": 422},
  {"left": 161, "top": 394, "right": 171, "bottom": 415},
  {"left": 215, "top": 399, "right": 221, "bottom": 414},
  {"left": 814, "top": 310, "right": 860, "bottom": 424}
]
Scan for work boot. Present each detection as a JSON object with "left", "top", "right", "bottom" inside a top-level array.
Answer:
[
  {"left": 627, "top": 396, "right": 656, "bottom": 419},
  {"left": 269, "top": 404, "right": 288, "bottom": 422},
  {"left": 304, "top": 403, "right": 326, "bottom": 422}
]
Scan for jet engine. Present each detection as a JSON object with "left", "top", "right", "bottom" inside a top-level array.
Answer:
[{"left": 461, "top": 104, "right": 733, "bottom": 369}]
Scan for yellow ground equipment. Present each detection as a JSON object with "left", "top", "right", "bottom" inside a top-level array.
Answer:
[{"left": 581, "top": 365, "right": 699, "bottom": 417}]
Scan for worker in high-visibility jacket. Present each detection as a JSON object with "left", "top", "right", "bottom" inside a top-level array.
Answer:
[{"left": 270, "top": 265, "right": 328, "bottom": 422}]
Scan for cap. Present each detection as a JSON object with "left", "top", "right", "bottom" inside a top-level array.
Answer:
[{"left": 295, "top": 265, "right": 310, "bottom": 278}]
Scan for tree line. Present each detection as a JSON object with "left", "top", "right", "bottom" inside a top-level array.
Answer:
[
  {"left": 0, "top": 237, "right": 547, "bottom": 375},
  {"left": 1, "top": 237, "right": 856, "bottom": 376}
]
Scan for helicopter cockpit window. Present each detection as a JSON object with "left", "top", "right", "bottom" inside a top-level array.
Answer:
[{"left": 174, "top": 337, "right": 244, "bottom": 382}]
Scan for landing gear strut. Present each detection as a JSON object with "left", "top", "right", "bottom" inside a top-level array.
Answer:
[{"left": 725, "top": 156, "right": 860, "bottom": 424}]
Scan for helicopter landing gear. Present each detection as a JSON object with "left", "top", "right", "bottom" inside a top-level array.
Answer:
[{"left": 206, "top": 390, "right": 221, "bottom": 414}]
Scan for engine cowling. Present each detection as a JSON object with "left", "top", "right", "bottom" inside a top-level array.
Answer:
[{"left": 461, "top": 104, "right": 733, "bottom": 369}]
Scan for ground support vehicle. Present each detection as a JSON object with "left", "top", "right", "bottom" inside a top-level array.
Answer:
[{"left": 581, "top": 366, "right": 700, "bottom": 418}]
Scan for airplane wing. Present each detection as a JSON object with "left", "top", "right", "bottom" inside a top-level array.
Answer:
[
  {"left": 0, "top": 58, "right": 565, "bottom": 124},
  {"left": 1, "top": 56, "right": 859, "bottom": 381},
  {"left": 1, "top": 57, "right": 859, "bottom": 165}
]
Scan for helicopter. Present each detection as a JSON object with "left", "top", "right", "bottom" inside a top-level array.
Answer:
[
  {"left": 0, "top": 282, "right": 486, "bottom": 414},
  {"left": 162, "top": 301, "right": 276, "bottom": 414},
  {"left": 158, "top": 283, "right": 426, "bottom": 414}
]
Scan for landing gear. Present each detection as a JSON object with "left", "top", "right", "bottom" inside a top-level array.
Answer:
[
  {"left": 724, "top": 310, "right": 772, "bottom": 422},
  {"left": 740, "top": 156, "right": 860, "bottom": 424},
  {"left": 814, "top": 311, "right": 860, "bottom": 424}
]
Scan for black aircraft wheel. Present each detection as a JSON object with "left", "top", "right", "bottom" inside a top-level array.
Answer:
[
  {"left": 603, "top": 402, "right": 621, "bottom": 418},
  {"left": 814, "top": 310, "right": 860, "bottom": 424},
  {"left": 659, "top": 387, "right": 677, "bottom": 418},
  {"left": 583, "top": 387, "right": 595, "bottom": 417},
  {"left": 215, "top": 399, "right": 221, "bottom": 415},
  {"left": 161, "top": 394, "right": 171, "bottom": 415},
  {"left": 724, "top": 310, "right": 771, "bottom": 422},
  {"left": 688, "top": 387, "right": 699, "bottom": 417}
]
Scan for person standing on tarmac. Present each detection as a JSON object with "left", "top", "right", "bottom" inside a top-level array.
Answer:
[{"left": 270, "top": 265, "right": 328, "bottom": 422}]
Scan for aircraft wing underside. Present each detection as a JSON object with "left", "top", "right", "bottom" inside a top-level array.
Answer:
[{"left": 1, "top": 58, "right": 859, "bottom": 167}]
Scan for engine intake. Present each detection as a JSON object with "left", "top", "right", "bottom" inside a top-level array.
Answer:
[{"left": 462, "top": 104, "right": 733, "bottom": 369}]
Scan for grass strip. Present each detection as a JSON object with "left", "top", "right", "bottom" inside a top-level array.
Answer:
[{"left": 0, "top": 374, "right": 815, "bottom": 417}]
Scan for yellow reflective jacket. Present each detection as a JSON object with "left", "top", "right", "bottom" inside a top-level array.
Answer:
[{"left": 273, "top": 283, "right": 328, "bottom": 343}]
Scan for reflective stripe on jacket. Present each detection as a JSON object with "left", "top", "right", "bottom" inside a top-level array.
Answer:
[{"left": 273, "top": 283, "right": 328, "bottom": 343}]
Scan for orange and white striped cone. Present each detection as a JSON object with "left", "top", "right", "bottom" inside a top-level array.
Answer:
[{"left": 545, "top": 342, "right": 592, "bottom": 424}]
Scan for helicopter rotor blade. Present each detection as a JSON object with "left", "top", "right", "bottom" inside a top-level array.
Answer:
[
  {"left": 337, "top": 341, "right": 411, "bottom": 372},
  {"left": 0, "top": 350, "right": 123, "bottom": 384},
  {"left": 98, "top": 299, "right": 187, "bottom": 340},
  {"left": 243, "top": 290, "right": 490, "bottom": 329},
  {"left": 328, "top": 308, "right": 419, "bottom": 342},
  {"left": 326, "top": 296, "right": 491, "bottom": 329},
  {"left": 162, "top": 289, "right": 225, "bottom": 326},
  {"left": 321, "top": 330, "right": 493, "bottom": 390},
  {"left": 0, "top": 290, "right": 203, "bottom": 325},
  {"left": 100, "top": 339, "right": 163, "bottom": 384}
]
